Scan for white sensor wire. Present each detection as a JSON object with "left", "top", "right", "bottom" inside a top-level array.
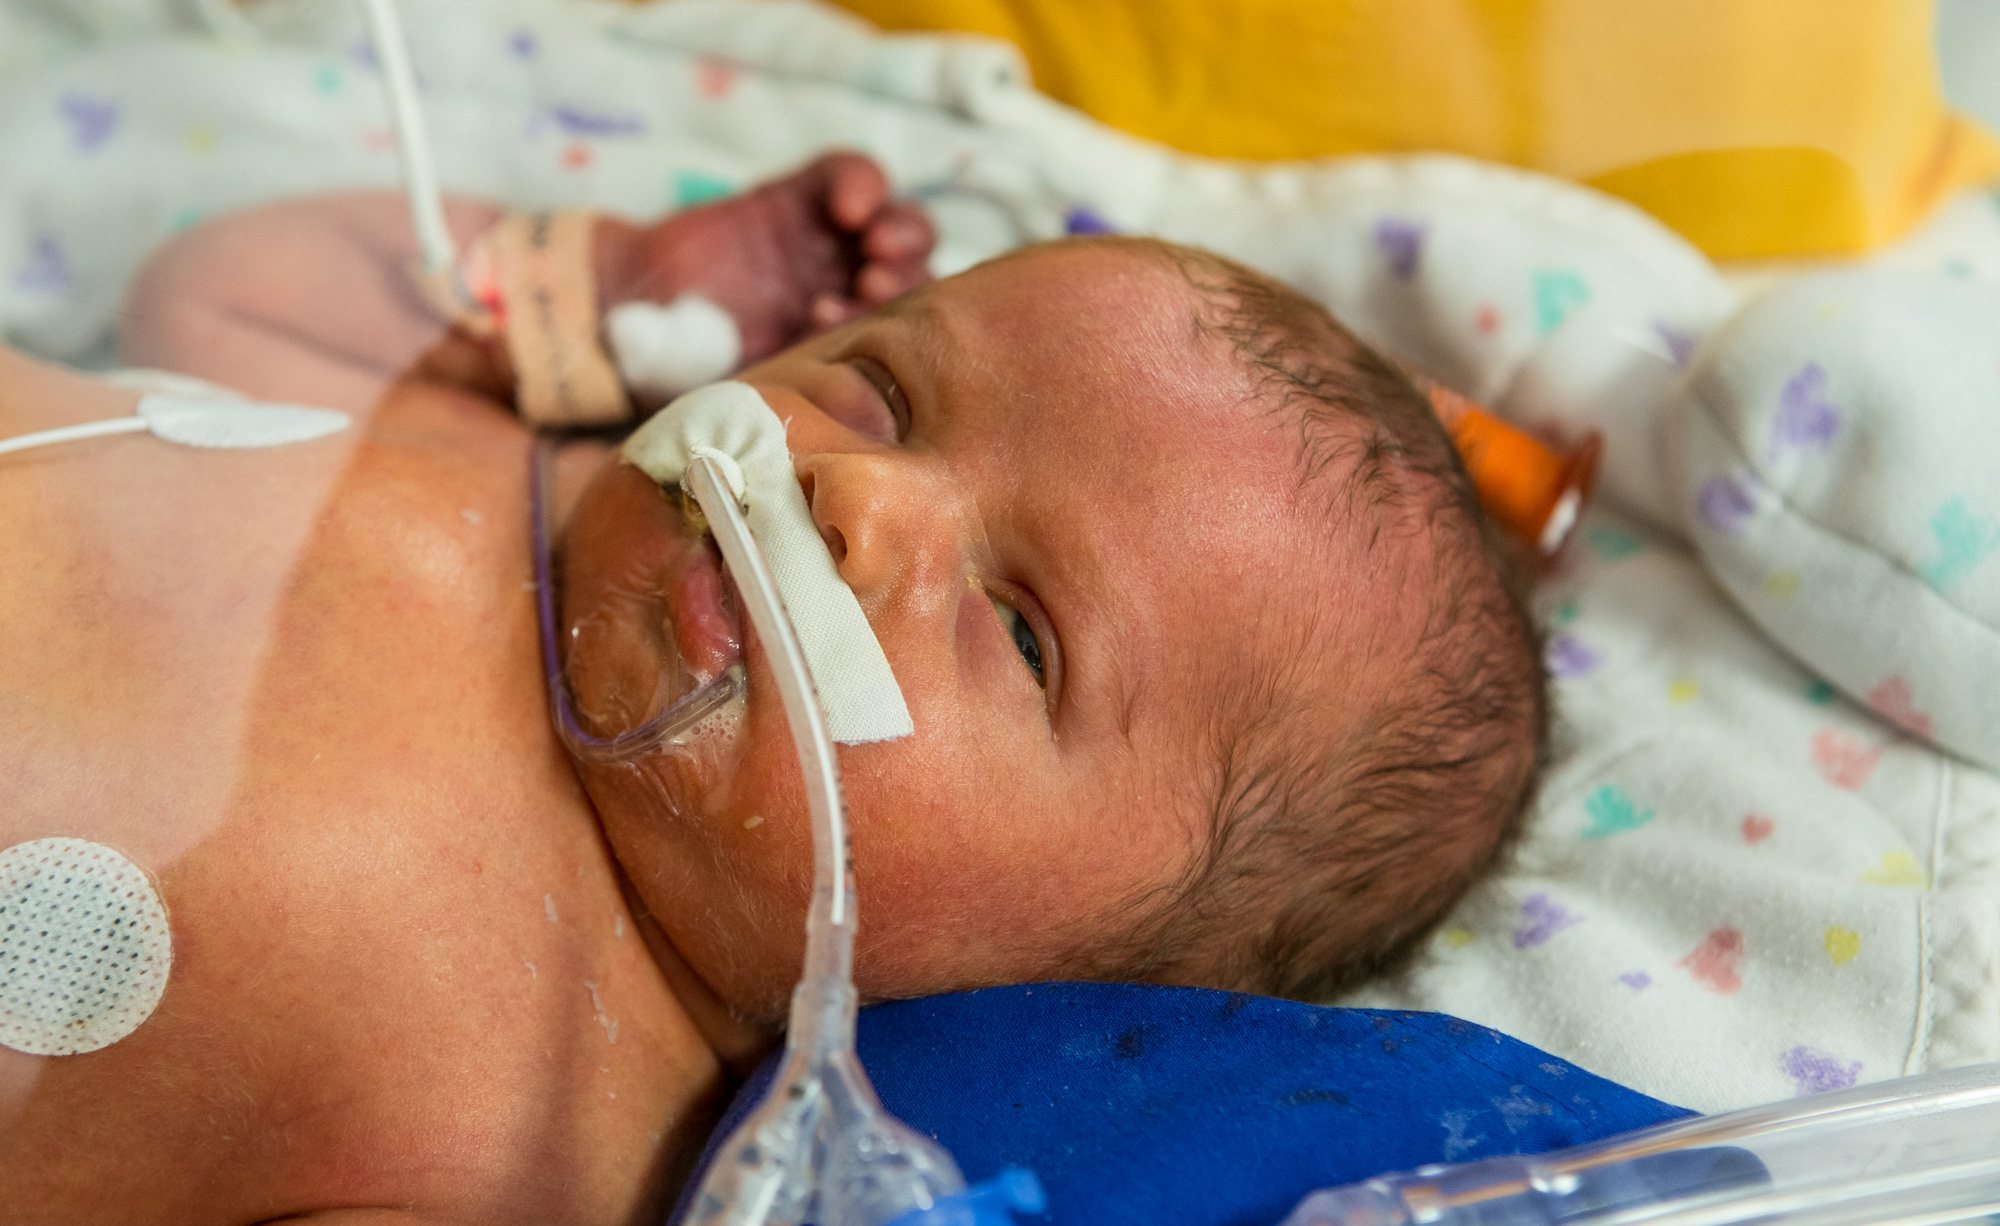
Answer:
[
  {"left": 0, "top": 400, "right": 349, "bottom": 456},
  {"left": 355, "top": 0, "right": 459, "bottom": 287},
  {"left": 0, "top": 418, "right": 149, "bottom": 456}
]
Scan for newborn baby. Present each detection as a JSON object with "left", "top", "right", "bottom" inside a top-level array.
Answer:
[{"left": 0, "top": 154, "right": 1543, "bottom": 1222}]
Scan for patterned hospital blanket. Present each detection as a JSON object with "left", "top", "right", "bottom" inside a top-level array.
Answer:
[{"left": 1, "top": 0, "right": 1994, "bottom": 1114}]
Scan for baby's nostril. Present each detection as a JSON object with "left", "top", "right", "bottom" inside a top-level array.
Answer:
[{"left": 799, "top": 467, "right": 847, "bottom": 561}]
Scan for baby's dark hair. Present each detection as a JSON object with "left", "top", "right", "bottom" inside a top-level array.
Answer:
[{"left": 1080, "top": 239, "right": 1548, "bottom": 1000}]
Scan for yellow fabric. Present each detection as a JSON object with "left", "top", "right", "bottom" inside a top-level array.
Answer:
[{"left": 827, "top": 0, "right": 2000, "bottom": 259}]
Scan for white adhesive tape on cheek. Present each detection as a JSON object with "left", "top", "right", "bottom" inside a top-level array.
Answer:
[
  {"left": 622, "top": 381, "right": 914, "bottom": 744},
  {"left": 606, "top": 295, "right": 744, "bottom": 402},
  {"left": 0, "top": 838, "right": 173, "bottom": 1056}
]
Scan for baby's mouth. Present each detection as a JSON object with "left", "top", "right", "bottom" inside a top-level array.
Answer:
[
  {"left": 557, "top": 461, "right": 745, "bottom": 743},
  {"left": 668, "top": 513, "right": 743, "bottom": 687}
]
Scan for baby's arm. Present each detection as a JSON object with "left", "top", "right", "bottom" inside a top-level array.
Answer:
[
  {"left": 120, "top": 154, "right": 932, "bottom": 420},
  {"left": 121, "top": 192, "right": 610, "bottom": 414}
]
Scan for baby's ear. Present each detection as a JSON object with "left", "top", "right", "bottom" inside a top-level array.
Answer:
[{"left": 1669, "top": 268, "right": 2000, "bottom": 772}]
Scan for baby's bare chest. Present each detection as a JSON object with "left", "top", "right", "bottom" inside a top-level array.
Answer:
[
  {"left": 1, "top": 405, "right": 708, "bottom": 1222},
  {"left": 0, "top": 387, "right": 543, "bottom": 896}
]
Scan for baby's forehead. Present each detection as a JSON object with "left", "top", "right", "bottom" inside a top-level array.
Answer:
[
  {"left": 907, "top": 240, "right": 1406, "bottom": 519},
  {"left": 952, "top": 239, "right": 1206, "bottom": 311},
  {"left": 943, "top": 249, "right": 1385, "bottom": 653},
  {"left": 925, "top": 242, "right": 1248, "bottom": 398}
]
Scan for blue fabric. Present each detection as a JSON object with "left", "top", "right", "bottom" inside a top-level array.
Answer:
[{"left": 678, "top": 983, "right": 1694, "bottom": 1226}]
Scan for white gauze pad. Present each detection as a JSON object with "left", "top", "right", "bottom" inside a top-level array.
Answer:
[
  {"left": 622, "top": 381, "right": 914, "bottom": 744},
  {"left": 606, "top": 295, "right": 744, "bottom": 402},
  {"left": 0, "top": 838, "right": 172, "bottom": 1056}
]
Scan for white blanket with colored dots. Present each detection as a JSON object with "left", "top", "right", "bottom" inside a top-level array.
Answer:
[{"left": 1, "top": 0, "right": 1995, "bottom": 1115}]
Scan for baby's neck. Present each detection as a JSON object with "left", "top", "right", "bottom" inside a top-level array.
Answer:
[{"left": 618, "top": 873, "right": 784, "bottom": 1078}]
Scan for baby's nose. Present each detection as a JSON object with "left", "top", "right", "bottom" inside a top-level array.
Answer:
[{"left": 795, "top": 451, "right": 957, "bottom": 599}]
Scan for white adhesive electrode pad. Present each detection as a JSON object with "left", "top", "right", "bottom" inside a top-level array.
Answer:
[
  {"left": 622, "top": 381, "right": 914, "bottom": 744},
  {"left": 606, "top": 296, "right": 744, "bottom": 403},
  {"left": 136, "top": 394, "right": 349, "bottom": 450},
  {"left": 0, "top": 838, "right": 172, "bottom": 1056}
]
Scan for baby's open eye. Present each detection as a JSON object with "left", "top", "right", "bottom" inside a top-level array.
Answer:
[{"left": 989, "top": 595, "right": 1046, "bottom": 687}]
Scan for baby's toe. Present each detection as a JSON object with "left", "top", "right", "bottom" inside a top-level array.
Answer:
[
  {"left": 809, "top": 292, "right": 867, "bottom": 330},
  {"left": 811, "top": 151, "right": 893, "bottom": 232},
  {"left": 855, "top": 260, "right": 925, "bottom": 305},
  {"left": 861, "top": 203, "right": 935, "bottom": 264}
]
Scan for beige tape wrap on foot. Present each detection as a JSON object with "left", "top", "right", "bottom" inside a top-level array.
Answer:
[{"left": 464, "top": 211, "right": 630, "bottom": 429}]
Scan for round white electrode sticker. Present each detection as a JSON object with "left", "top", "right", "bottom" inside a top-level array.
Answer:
[{"left": 0, "top": 838, "right": 173, "bottom": 1056}]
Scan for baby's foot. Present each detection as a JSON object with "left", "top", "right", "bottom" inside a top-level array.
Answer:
[{"left": 605, "top": 152, "right": 935, "bottom": 365}]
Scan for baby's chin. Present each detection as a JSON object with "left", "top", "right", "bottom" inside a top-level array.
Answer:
[
  {"left": 567, "top": 693, "right": 799, "bottom": 1008},
  {"left": 584, "top": 736, "right": 817, "bottom": 1024}
]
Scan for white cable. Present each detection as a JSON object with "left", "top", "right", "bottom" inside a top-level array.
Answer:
[
  {"left": 355, "top": 0, "right": 458, "bottom": 284},
  {"left": 0, "top": 417, "right": 148, "bottom": 456},
  {"left": 0, "top": 400, "right": 349, "bottom": 457}
]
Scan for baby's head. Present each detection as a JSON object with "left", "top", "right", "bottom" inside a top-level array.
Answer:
[{"left": 560, "top": 238, "right": 1545, "bottom": 1019}]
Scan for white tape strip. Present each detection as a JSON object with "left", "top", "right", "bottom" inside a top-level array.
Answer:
[{"left": 622, "top": 381, "right": 914, "bottom": 744}]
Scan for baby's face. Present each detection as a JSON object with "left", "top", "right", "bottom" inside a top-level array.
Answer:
[{"left": 560, "top": 245, "right": 1345, "bottom": 1018}]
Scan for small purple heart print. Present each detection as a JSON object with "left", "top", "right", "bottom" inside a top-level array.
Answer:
[
  {"left": 1772, "top": 362, "right": 1842, "bottom": 457},
  {"left": 1513, "top": 893, "right": 1582, "bottom": 950},
  {"left": 1697, "top": 473, "right": 1758, "bottom": 537},
  {"left": 1064, "top": 206, "right": 1116, "bottom": 236},
  {"left": 1618, "top": 971, "right": 1652, "bottom": 991},
  {"left": 1781, "top": 1045, "right": 1861, "bottom": 1095},
  {"left": 508, "top": 28, "right": 539, "bottom": 60},
  {"left": 1372, "top": 216, "right": 1428, "bottom": 281},
  {"left": 58, "top": 92, "right": 119, "bottom": 151},
  {"left": 1546, "top": 633, "right": 1601, "bottom": 679},
  {"left": 1652, "top": 320, "right": 1696, "bottom": 368},
  {"left": 13, "top": 233, "right": 73, "bottom": 295}
]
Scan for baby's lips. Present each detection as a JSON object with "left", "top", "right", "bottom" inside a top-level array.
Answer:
[
  {"left": 559, "top": 460, "right": 745, "bottom": 730},
  {"left": 671, "top": 535, "right": 743, "bottom": 683}
]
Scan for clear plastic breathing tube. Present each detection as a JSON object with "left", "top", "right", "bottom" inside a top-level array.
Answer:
[
  {"left": 670, "top": 458, "right": 966, "bottom": 1226},
  {"left": 529, "top": 444, "right": 966, "bottom": 1226}
]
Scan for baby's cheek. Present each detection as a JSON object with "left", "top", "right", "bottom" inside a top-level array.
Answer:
[
  {"left": 835, "top": 743, "right": 958, "bottom": 885},
  {"left": 847, "top": 752, "right": 1034, "bottom": 935},
  {"left": 728, "top": 731, "right": 815, "bottom": 876}
]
